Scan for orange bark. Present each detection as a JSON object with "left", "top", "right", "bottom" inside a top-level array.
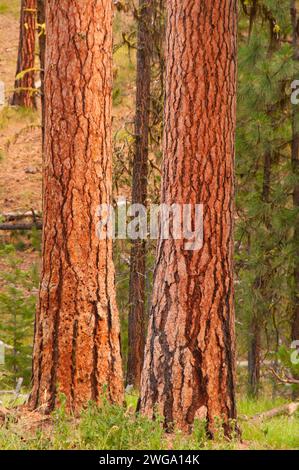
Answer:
[
  {"left": 12, "top": 0, "right": 37, "bottom": 109},
  {"left": 140, "top": 0, "right": 238, "bottom": 437},
  {"left": 29, "top": 0, "right": 124, "bottom": 412},
  {"left": 37, "top": 0, "right": 46, "bottom": 147}
]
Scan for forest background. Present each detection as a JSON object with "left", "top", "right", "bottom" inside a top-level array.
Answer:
[{"left": 0, "top": 0, "right": 298, "bottom": 450}]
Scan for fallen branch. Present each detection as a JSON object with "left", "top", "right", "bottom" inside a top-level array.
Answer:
[
  {"left": 250, "top": 402, "right": 299, "bottom": 423},
  {"left": 0, "top": 222, "right": 42, "bottom": 231},
  {"left": 270, "top": 367, "right": 299, "bottom": 385},
  {"left": 0, "top": 210, "right": 42, "bottom": 222}
]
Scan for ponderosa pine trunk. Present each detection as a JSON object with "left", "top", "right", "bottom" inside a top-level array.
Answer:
[
  {"left": 291, "top": 0, "right": 299, "bottom": 346},
  {"left": 140, "top": 0, "right": 238, "bottom": 437},
  {"left": 37, "top": 0, "right": 46, "bottom": 148},
  {"left": 126, "top": 0, "right": 152, "bottom": 390},
  {"left": 12, "top": 0, "right": 37, "bottom": 109},
  {"left": 29, "top": 0, "right": 124, "bottom": 412}
]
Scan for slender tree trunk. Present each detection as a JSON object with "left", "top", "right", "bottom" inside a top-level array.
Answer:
[
  {"left": 126, "top": 0, "right": 152, "bottom": 390},
  {"left": 140, "top": 0, "right": 238, "bottom": 437},
  {"left": 291, "top": 0, "right": 299, "bottom": 345},
  {"left": 248, "top": 316, "right": 261, "bottom": 398},
  {"left": 247, "top": 150, "right": 271, "bottom": 398},
  {"left": 29, "top": 0, "right": 124, "bottom": 413},
  {"left": 12, "top": 0, "right": 37, "bottom": 109},
  {"left": 37, "top": 0, "right": 46, "bottom": 148},
  {"left": 245, "top": 9, "right": 278, "bottom": 398}
]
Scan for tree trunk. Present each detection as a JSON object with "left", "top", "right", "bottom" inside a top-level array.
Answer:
[
  {"left": 29, "top": 0, "right": 124, "bottom": 413},
  {"left": 140, "top": 0, "right": 238, "bottom": 438},
  {"left": 12, "top": 0, "right": 37, "bottom": 109},
  {"left": 247, "top": 150, "right": 271, "bottom": 398},
  {"left": 291, "top": 0, "right": 299, "bottom": 345},
  {"left": 126, "top": 0, "right": 152, "bottom": 390},
  {"left": 37, "top": 0, "right": 46, "bottom": 148},
  {"left": 248, "top": 316, "right": 261, "bottom": 398}
]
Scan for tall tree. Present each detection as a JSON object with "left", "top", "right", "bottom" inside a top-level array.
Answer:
[
  {"left": 236, "top": 1, "right": 292, "bottom": 400},
  {"left": 37, "top": 0, "right": 46, "bottom": 147},
  {"left": 126, "top": 0, "right": 152, "bottom": 390},
  {"left": 29, "top": 0, "right": 124, "bottom": 412},
  {"left": 248, "top": 150, "right": 272, "bottom": 398},
  {"left": 246, "top": 6, "right": 280, "bottom": 398},
  {"left": 291, "top": 0, "right": 299, "bottom": 346},
  {"left": 12, "top": 0, "right": 37, "bottom": 109},
  {"left": 140, "top": 0, "right": 238, "bottom": 437}
]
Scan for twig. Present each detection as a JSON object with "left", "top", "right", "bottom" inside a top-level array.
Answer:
[{"left": 270, "top": 367, "right": 299, "bottom": 385}]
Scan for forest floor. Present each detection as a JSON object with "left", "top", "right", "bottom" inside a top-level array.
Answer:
[
  {"left": 0, "top": 0, "right": 298, "bottom": 451},
  {"left": 0, "top": 394, "right": 299, "bottom": 450}
]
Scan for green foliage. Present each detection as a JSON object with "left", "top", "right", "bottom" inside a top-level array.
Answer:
[
  {"left": 0, "top": 396, "right": 298, "bottom": 449},
  {"left": 112, "top": 86, "right": 122, "bottom": 106},
  {"left": 277, "top": 345, "right": 299, "bottom": 392},
  {"left": 0, "top": 2, "right": 8, "bottom": 14},
  {"left": 112, "top": 11, "right": 136, "bottom": 109},
  {"left": 235, "top": 0, "right": 295, "bottom": 378},
  {"left": 15, "top": 68, "right": 41, "bottom": 82},
  {"left": 0, "top": 244, "right": 38, "bottom": 389}
]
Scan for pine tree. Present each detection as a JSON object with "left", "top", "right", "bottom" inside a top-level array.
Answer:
[
  {"left": 29, "top": 0, "right": 124, "bottom": 412},
  {"left": 236, "top": 0, "right": 294, "bottom": 397},
  {"left": 140, "top": 0, "right": 238, "bottom": 437},
  {"left": 126, "top": 0, "right": 153, "bottom": 390},
  {"left": 12, "top": 0, "right": 37, "bottom": 109},
  {"left": 37, "top": 0, "right": 46, "bottom": 147}
]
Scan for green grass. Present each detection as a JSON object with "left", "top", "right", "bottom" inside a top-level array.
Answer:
[
  {"left": 238, "top": 397, "right": 299, "bottom": 449},
  {"left": 238, "top": 396, "right": 288, "bottom": 417},
  {"left": 0, "top": 0, "right": 20, "bottom": 18},
  {"left": 242, "top": 415, "right": 299, "bottom": 449},
  {"left": 0, "top": 3, "right": 8, "bottom": 14},
  {"left": 0, "top": 395, "right": 298, "bottom": 450},
  {"left": 0, "top": 106, "right": 39, "bottom": 130},
  {"left": 0, "top": 396, "right": 208, "bottom": 450}
]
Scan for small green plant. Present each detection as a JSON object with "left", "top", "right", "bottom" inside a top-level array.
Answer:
[{"left": 78, "top": 396, "right": 165, "bottom": 450}]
